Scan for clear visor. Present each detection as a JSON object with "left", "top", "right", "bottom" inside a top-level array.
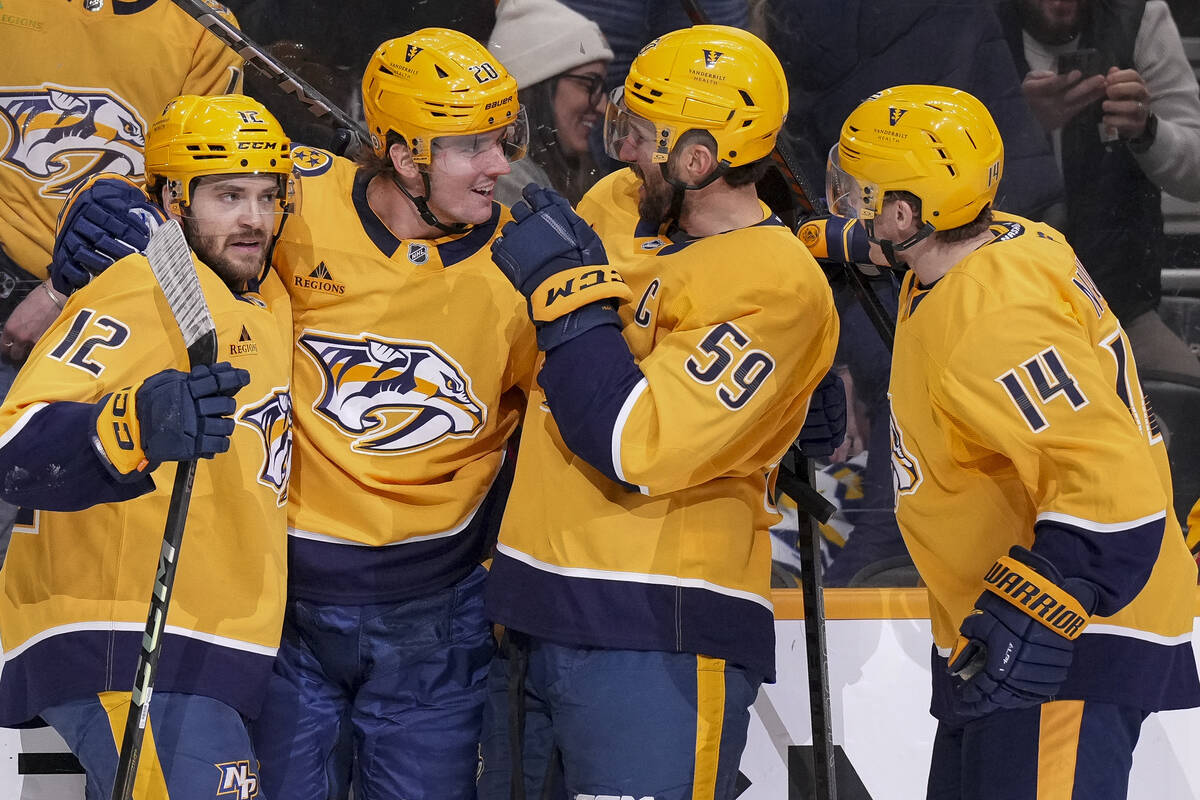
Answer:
[
  {"left": 430, "top": 106, "right": 529, "bottom": 165},
  {"left": 826, "top": 145, "right": 878, "bottom": 221},
  {"left": 603, "top": 88, "right": 658, "bottom": 163}
]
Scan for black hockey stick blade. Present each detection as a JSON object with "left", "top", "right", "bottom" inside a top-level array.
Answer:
[
  {"left": 110, "top": 221, "right": 216, "bottom": 800},
  {"left": 168, "top": 0, "right": 369, "bottom": 155}
]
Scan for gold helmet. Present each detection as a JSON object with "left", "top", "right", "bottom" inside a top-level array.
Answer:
[
  {"left": 144, "top": 94, "right": 295, "bottom": 216},
  {"left": 604, "top": 25, "right": 787, "bottom": 168},
  {"left": 362, "top": 28, "right": 528, "bottom": 165},
  {"left": 828, "top": 84, "right": 1003, "bottom": 231}
]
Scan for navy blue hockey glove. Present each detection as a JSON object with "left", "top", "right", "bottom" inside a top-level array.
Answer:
[
  {"left": 794, "top": 370, "right": 847, "bottom": 458},
  {"left": 492, "top": 183, "right": 632, "bottom": 350},
  {"left": 94, "top": 362, "right": 250, "bottom": 480},
  {"left": 52, "top": 175, "right": 167, "bottom": 296},
  {"left": 948, "top": 546, "right": 1098, "bottom": 717}
]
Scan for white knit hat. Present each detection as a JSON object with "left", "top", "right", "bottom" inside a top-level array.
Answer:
[{"left": 488, "top": 0, "right": 613, "bottom": 89}]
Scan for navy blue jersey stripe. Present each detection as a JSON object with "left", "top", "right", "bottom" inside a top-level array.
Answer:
[
  {"left": 0, "top": 628, "right": 276, "bottom": 727},
  {"left": 485, "top": 549, "right": 777, "bottom": 683}
]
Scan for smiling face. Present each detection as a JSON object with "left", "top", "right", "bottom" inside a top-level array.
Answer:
[
  {"left": 425, "top": 127, "right": 515, "bottom": 225},
  {"left": 178, "top": 174, "right": 281, "bottom": 290},
  {"left": 551, "top": 61, "right": 608, "bottom": 157}
]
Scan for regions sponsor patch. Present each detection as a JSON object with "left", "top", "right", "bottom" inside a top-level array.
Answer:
[{"left": 293, "top": 261, "right": 346, "bottom": 295}]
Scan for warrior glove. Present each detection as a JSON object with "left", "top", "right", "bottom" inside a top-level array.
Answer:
[
  {"left": 948, "top": 546, "right": 1099, "bottom": 716},
  {"left": 491, "top": 184, "right": 632, "bottom": 351},
  {"left": 52, "top": 175, "right": 166, "bottom": 296},
  {"left": 92, "top": 363, "right": 250, "bottom": 480}
]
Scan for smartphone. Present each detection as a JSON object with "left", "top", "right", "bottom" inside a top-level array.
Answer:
[{"left": 1057, "top": 48, "right": 1106, "bottom": 78}]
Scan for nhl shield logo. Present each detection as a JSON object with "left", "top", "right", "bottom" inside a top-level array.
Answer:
[
  {"left": 408, "top": 243, "right": 429, "bottom": 265},
  {"left": 702, "top": 50, "right": 723, "bottom": 68},
  {"left": 888, "top": 107, "right": 908, "bottom": 126}
]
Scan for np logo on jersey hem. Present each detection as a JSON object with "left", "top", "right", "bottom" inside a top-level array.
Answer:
[{"left": 294, "top": 261, "right": 346, "bottom": 295}]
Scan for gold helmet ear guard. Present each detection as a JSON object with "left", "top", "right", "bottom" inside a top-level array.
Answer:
[{"left": 145, "top": 94, "right": 295, "bottom": 219}]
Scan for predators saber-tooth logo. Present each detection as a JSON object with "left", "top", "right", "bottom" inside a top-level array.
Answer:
[
  {"left": 236, "top": 387, "right": 293, "bottom": 506},
  {"left": 298, "top": 331, "right": 486, "bottom": 454},
  {"left": 0, "top": 86, "right": 145, "bottom": 197}
]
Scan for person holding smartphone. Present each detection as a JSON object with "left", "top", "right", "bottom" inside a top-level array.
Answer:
[{"left": 997, "top": 0, "right": 1200, "bottom": 379}]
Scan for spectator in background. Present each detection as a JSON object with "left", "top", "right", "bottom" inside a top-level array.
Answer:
[
  {"left": 996, "top": 0, "right": 1200, "bottom": 377},
  {"left": 489, "top": 0, "right": 614, "bottom": 206},
  {"left": 560, "top": 0, "right": 748, "bottom": 90}
]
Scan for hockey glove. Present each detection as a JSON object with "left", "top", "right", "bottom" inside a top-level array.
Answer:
[
  {"left": 52, "top": 175, "right": 167, "bottom": 296},
  {"left": 93, "top": 362, "right": 250, "bottom": 480},
  {"left": 794, "top": 370, "right": 847, "bottom": 458},
  {"left": 492, "top": 183, "right": 632, "bottom": 350},
  {"left": 797, "top": 215, "right": 871, "bottom": 264},
  {"left": 948, "top": 546, "right": 1098, "bottom": 716}
]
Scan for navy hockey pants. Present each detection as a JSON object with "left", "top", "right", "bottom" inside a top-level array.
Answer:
[
  {"left": 250, "top": 565, "right": 493, "bottom": 800},
  {"left": 926, "top": 700, "right": 1147, "bottom": 799},
  {"left": 41, "top": 691, "right": 260, "bottom": 800},
  {"left": 477, "top": 634, "right": 761, "bottom": 800}
]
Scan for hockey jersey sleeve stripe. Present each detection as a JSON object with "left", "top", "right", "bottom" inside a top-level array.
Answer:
[
  {"left": 612, "top": 377, "right": 649, "bottom": 492},
  {"left": 0, "top": 401, "right": 152, "bottom": 510},
  {"left": 1036, "top": 509, "right": 1167, "bottom": 533},
  {"left": 1032, "top": 513, "right": 1166, "bottom": 618},
  {"left": 538, "top": 323, "right": 646, "bottom": 488}
]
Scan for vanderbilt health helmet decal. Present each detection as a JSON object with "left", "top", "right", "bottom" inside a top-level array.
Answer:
[
  {"left": 236, "top": 387, "right": 294, "bottom": 506},
  {"left": 0, "top": 85, "right": 146, "bottom": 196},
  {"left": 297, "top": 330, "right": 487, "bottom": 454}
]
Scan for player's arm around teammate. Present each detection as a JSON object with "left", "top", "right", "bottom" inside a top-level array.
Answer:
[{"left": 0, "top": 95, "right": 294, "bottom": 800}]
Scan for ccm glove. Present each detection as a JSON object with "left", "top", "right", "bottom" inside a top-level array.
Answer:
[
  {"left": 797, "top": 215, "right": 871, "bottom": 264},
  {"left": 794, "top": 370, "right": 847, "bottom": 458},
  {"left": 52, "top": 175, "right": 167, "bottom": 295},
  {"left": 491, "top": 183, "right": 632, "bottom": 350},
  {"left": 93, "top": 362, "right": 250, "bottom": 480},
  {"left": 948, "top": 546, "right": 1099, "bottom": 716}
]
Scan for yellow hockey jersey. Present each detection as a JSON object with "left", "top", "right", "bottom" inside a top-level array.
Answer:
[
  {"left": 485, "top": 168, "right": 839, "bottom": 681},
  {"left": 888, "top": 212, "right": 1200, "bottom": 718},
  {"left": 0, "top": 0, "right": 242, "bottom": 277},
  {"left": 0, "top": 251, "right": 292, "bottom": 726},
  {"left": 274, "top": 147, "right": 536, "bottom": 603}
]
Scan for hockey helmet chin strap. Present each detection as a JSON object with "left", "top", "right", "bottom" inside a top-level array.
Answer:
[
  {"left": 864, "top": 217, "right": 936, "bottom": 269},
  {"left": 391, "top": 172, "right": 470, "bottom": 236},
  {"left": 658, "top": 157, "right": 730, "bottom": 231}
]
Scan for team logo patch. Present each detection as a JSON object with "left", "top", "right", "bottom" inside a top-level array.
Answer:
[
  {"left": 406, "top": 44, "right": 423, "bottom": 62},
  {"left": 215, "top": 760, "right": 259, "bottom": 799},
  {"left": 290, "top": 144, "right": 333, "bottom": 177},
  {"left": 407, "top": 243, "right": 429, "bottom": 264},
  {"left": 0, "top": 85, "right": 145, "bottom": 197},
  {"left": 297, "top": 330, "right": 486, "bottom": 454},
  {"left": 888, "top": 398, "right": 922, "bottom": 504},
  {"left": 702, "top": 49, "right": 723, "bottom": 68},
  {"left": 236, "top": 387, "right": 293, "bottom": 506},
  {"left": 888, "top": 107, "right": 908, "bottom": 126}
]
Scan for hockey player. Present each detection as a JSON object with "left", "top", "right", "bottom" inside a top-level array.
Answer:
[
  {"left": 48, "top": 29, "right": 535, "bottom": 799},
  {"left": 245, "top": 29, "right": 535, "bottom": 800},
  {"left": 0, "top": 94, "right": 293, "bottom": 800},
  {"left": 479, "top": 26, "right": 839, "bottom": 800},
  {"left": 826, "top": 84, "right": 1200, "bottom": 799}
]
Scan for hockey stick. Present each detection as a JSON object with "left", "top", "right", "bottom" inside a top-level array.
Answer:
[
  {"left": 167, "top": 0, "right": 369, "bottom": 155},
  {"left": 110, "top": 220, "right": 217, "bottom": 800}
]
